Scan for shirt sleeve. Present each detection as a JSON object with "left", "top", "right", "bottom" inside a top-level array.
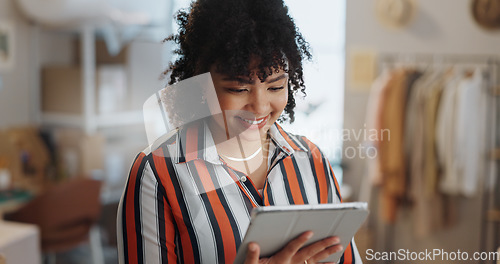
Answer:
[
  {"left": 117, "top": 152, "right": 178, "bottom": 264},
  {"left": 325, "top": 157, "right": 364, "bottom": 264}
]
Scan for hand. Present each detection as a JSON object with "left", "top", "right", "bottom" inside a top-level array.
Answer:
[{"left": 242, "top": 231, "right": 343, "bottom": 264}]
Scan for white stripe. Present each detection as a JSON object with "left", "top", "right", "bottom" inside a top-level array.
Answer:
[
  {"left": 140, "top": 163, "right": 161, "bottom": 264},
  {"left": 268, "top": 164, "right": 290, "bottom": 205},
  {"left": 213, "top": 166, "right": 249, "bottom": 239},
  {"left": 294, "top": 151, "right": 319, "bottom": 204},
  {"left": 175, "top": 162, "right": 217, "bottom": 263}
]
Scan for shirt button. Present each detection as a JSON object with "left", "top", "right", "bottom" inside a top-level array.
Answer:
[{"left": 240, "top": 176, "right": 247, "bottom": 182}]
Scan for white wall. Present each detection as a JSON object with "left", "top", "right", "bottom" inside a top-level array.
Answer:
[
  {"left": 0, "top": 0, "right": 36, "bottom": 127},
  {"left": 0, "top": 0, "right": 168, "bottom": 129},
  {"left": 344, "top": 0, "right": 500, "bottom": 260}
]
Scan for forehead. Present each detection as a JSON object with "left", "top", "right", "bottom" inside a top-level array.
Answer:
[{"left": 212, "top": 68, "right": 288, "bottom": 84}]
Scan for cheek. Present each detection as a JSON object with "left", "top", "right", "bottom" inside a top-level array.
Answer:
[
  {"left": 217, "top": 95, "right": 240, "bottom": 111},
  {"left": 273, "top": 91, "right": 289, "bottom": 112}
]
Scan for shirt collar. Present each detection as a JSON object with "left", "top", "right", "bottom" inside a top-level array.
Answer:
[
  {"left": 268, "top": 123, "right": 308, "bottom": 155},
  {"left": 170, "top": 120, "right": 308, "bottom": 164}
]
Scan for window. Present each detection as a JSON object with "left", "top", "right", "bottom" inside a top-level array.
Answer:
[{"left": 282, "top": 0, "right": 346, "bottom": 184}]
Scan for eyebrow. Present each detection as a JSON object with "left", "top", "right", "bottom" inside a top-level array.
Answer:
[{"left": 222, "top": 73, "right": 288, "bottom": 84}]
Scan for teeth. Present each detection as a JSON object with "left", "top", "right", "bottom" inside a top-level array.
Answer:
[{"left": 240, "top": 117, "right": 266, "bottom": 125}]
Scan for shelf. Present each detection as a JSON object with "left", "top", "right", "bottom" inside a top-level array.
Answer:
[
  {"left": 41, "top": 113, "right": 85, "bottom": 128},
  {"left": 42, "top": 111, "right": 144, "bottom": 129},
  {"left": 96, "top": 111, "right": 143, "bottom": 128}
]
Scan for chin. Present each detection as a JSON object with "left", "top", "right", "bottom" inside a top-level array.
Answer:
[{"left": 238, "top": 128, "right": 266, "bottom": 142}]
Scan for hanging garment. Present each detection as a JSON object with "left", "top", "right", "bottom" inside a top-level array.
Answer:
[
  {"left": 436, "top": 71, "right": 462, "bottom": 195},
  {"left": 366, "top": 67, "right": 411, "bottom": 223},
  {"left": 454, "top": 68, "right": 487, "bottom": 197}
]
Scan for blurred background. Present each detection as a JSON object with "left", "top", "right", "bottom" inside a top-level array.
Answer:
[{"left": 0, "top": 0, "right": 499, "bottom": 263}]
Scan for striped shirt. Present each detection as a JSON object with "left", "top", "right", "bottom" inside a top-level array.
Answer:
[{"left": 117, "top": 121, "right": 362, "bottom": 263}]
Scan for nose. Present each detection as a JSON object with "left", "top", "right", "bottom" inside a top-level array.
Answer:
[{"left": 247, "top": 88, "right": 269, "bottom": 116}]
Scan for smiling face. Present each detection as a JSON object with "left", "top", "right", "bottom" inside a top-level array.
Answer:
[{"left": 207, "top": 66, "right": 289, "bottom": 143}]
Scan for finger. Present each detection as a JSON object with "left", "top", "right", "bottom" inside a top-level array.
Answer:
[
  {"left": 308, "top": 244, "right": 344, "bottom": 263},
  {"left": 243, "top": 242, "right": 261, "bottom": 264},
  {"left": 295, "top": 236, "right": 340, "bottom": 261},
  {"left": 274, "top": 231, "right": 314, "bottom": 260}
]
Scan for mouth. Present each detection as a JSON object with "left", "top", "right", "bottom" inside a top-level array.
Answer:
[{"left": 236, "top": 115, "right": 270, "bottom": 129}]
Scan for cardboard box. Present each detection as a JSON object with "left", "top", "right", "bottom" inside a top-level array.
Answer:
[
  {"left": 42, "top": 66, "right": 83, "bottom": 114},
  {"left": 42, "top": 65, "right": 128, "bottom": 114},
  {"left": 54, "top": 128, "right": 104, "bottom": 178},
  {"left": 74, "top": 39, "right": 128, "bottom": 65}
]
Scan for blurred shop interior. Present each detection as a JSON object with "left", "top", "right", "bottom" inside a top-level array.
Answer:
[{"left": 0, "top": 0, "right": 500, "bottom": 263}]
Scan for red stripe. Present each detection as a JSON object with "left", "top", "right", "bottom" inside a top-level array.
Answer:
[
  {"left": 163, "top": 196, "right": 178, "bottom": 263},
  {"left": 153, "top": 148, "right": 195, "bottom": 263},
  {"left": 283, "top": 158, "right": 305, "bottom": 205},
  {"left": 194, "top": 160, "right": 237, "bottom": 262},
  {"left": 330, "top": 164, "right": 343, "bottom": 203},
  {"left": 302, "top": 138, "right": 328, "bottom": 203},
  {"left": 276, "top": 125, "right": 300, "bottom": 150},
  {"left": 343, "top": 242, "right": 353, "bottom": 263},
  {"left": 124, "top": 153, "right": 146, "bottom": 263},
  {"left": 263, "top": 184, "right": 271, "bottom": 206}
]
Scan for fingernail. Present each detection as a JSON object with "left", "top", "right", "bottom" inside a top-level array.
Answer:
[
  {"left": 305, "top": 232, "right": 314, "bottom": 239},
  {"left": 332, "top": 237, "right": 340, "bottom": 244},
  {"left": 249, "top": 243, "right": 257, "bottom": 252},
  {"left": 338, "top": 246, "right": 344, "bottom": 251}
]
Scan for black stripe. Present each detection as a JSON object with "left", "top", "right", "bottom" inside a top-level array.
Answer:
[
  {"left": 164, "top": 154, "right": 201, "bottom": 263},
  {"left": 266, "top": 181, "right": 275, "bottom": 205},
  {"left": 178, "top": 127, "right": 187, "bottom": 163},
  {"left": 287, "top": 133, "right": 305, "bottom": 151},
  {"left": 350, "top": 241, "right": 356, "bottom": 264},
  {"left": 174, "top": 222, "right": 183, "bottom": 263},
  {"left": 243, "top": 194, "right": 254, "bottom": 215},
  {"left": 189, "top": 161, "right": 225, "bottom": 264},
  {"left": 121, "top": 154, "right": 141, "bottom": 264},
  {"left": 233, "top": 170, "right": 263, "bottom": 206},
  {"left": 133, "top": 156, "right": 148, "bottom": 264},
  {"left": 298, "top": 137, "right": 321, "bottom": 203},
  {"left": 290, "top": 155, "right": 309, "bottom": 204},
  {"left": 340, "top": 252, "right": 345, "bottom": 264},
  {"left": 156, "top": 184, "right": 168, "bottom": 264},
  {"left": 269, "top": 142, "right": 280, "bottom": 165},
  {"left": 206, "top": 164, "right": 242, "bottom": 250},
  {"left": 149, "top": 154, "right": 177, "bottom": 263},
  {"left": 279, "top": 161, "right": 295, "bottom": 204}
]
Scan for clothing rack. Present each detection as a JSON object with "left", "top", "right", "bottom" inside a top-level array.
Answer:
[{"left": 373, "top": 53, "right": 500, "bottom": 264}]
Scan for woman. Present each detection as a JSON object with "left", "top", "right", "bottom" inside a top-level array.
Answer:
[{"left": 117, "top": 0, "right": 362, "bottom": 263}]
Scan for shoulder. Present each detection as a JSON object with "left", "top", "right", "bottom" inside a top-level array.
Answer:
[
  {"left": 128, "top": 128, "right": 180, "bottom": 177},
  {"left": 272, "top": 123, "right": 324, "bottom": 157}
]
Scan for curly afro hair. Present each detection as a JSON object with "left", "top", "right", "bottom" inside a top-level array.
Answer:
[{"left": 163, "top": 0, "right": 311, "bottom": 124}]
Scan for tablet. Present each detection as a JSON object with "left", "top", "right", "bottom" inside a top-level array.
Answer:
[{"left": 234, "top": 202, "right": 369, "bottom": 264}]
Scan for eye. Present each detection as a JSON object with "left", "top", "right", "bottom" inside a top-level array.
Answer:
[
  {"left": 226, "top": 88, "right": 248, "bottom": 93},
  {"left": 268, "top": 86, "right": 285, "bottom": 91}
]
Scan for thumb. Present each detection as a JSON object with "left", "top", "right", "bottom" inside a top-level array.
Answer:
[{"left": 243, "top": 242, "right": 260, "bottom": 264}]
